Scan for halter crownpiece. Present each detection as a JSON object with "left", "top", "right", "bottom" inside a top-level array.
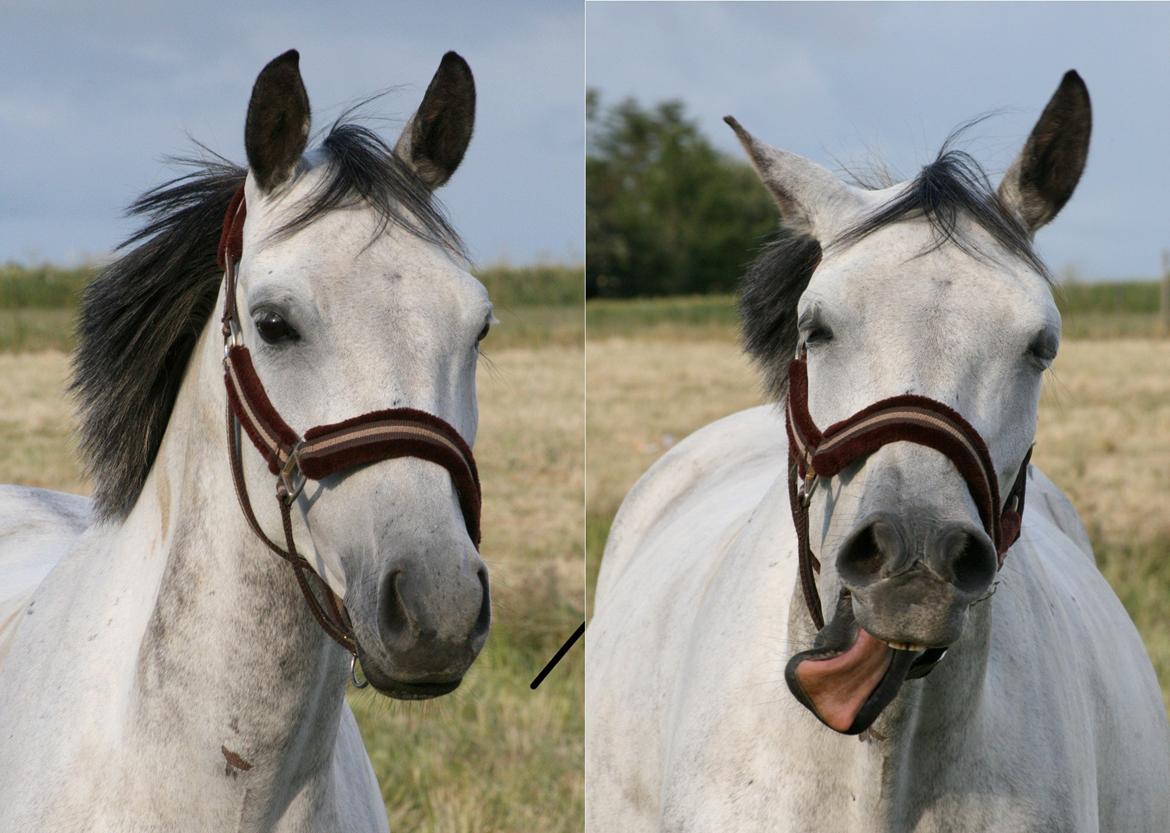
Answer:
[
  {"left": 217, "top": 185, "right": 482, "bottom": 655},
  {"left": 785, "top": 351, "right": 1031, "bottom": 633}
]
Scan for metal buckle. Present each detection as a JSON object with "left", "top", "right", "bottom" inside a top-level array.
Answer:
[
  {"left": 223, "top": 319, "right": 241, "bottom": 360},
  {"left": 798, "top": 469, "right": 818, "bottom": 508},
  {"left": 222, "top": 261, "right": 242, "bottom": 357},
  {"left": 277, "top": 441, "right": 307, "bottom": 502}
]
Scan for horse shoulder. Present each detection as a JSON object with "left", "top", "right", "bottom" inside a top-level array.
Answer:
[
  {"left": 996, "top": 469, "right": 1170, "bottom": 818},
  {"left": 595, "top": 404, "right": 785, "bottom": 597},
  {"left": 0, "top": 485, "right": 92, "bottom": 664},
  {"left": 1023, "top": 466, "right": 1094, "bottom": 561},
  {"left": 588, "top": 406, "right": 788, "bottom": 831}
]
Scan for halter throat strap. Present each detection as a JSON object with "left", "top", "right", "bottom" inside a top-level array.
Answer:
[
  {"left": 216, "top": 185, "right": 482, "bottom": 654},
  {"left": 785, "top": 353, "right": 1031, "bottom": 632}
]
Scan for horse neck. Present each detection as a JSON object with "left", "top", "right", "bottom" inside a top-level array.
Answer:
[{"left": 116, "top": 311, "right": 348, "bottom": 818}]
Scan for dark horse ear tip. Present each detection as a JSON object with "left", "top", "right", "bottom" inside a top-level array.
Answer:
[
  {"left": 439, "top": 51, "right": 471, "bottom": 72},
  {"left": 1058, "top": 69, "right": 1089, "bottom": 99},
  {"left": 270, "top": 49, "right": 300, "bottom": 67},
  {"left": 723, "top": 115, "right": 748, "bottom": 140}
]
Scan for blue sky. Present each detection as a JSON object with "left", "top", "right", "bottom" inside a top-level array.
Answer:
[
  {"left": 587, "top": 2, "right": 1170, "bottom": 281},
  {"left": 1, "top": 0, "right": 582, "bottom": 266}
]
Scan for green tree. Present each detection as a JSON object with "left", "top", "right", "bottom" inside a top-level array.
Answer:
[{"left": 587, "top": 91, "right": 777, "bottom": 297}]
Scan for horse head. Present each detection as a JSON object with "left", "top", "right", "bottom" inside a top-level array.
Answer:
[
  {"left": 729, "top": 71, "right": 1090, "bottom": 733},
  {"left": 230, "top": 51, "right": 490, "bottom": 698}
]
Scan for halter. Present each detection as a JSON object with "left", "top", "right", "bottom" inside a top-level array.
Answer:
[
  {"left": 785, "top": 349, "right": 1031, "bottom": 640},
  {"left": 216, "top": 186, "right": 482, "bottom": 657}
]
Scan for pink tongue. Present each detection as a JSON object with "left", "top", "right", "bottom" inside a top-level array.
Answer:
[{"left": 793, "top": 630, "right": 892, "bottom": 732}]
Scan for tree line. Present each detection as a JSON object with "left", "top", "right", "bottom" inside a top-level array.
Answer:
[{"left": 586, "top": 89, "right": 777, "bottom": 298}]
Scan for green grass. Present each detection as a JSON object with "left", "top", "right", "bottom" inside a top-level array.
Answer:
[
  {"left": 1094, "top": 534, "right": 1170, "bottom": 704},
  {"left": 588, "top": 282, "right": 1168, "bottom": 342},
  {"left": 477, "top": 263, "right": 584, "bottom": 308},
  {"left": 0, "top": 262, "right": 92, "bottom": 308},
  {"left": 350, "top": 591, "right": 584, "bottom": 833},
  {"left": 0, "top": 263, "right": 584, "bottom": 354},
  {"left": 0, "top": 308, "right": 77, "bottom": 353},
  {"left": 587, "top": 293, "right": 739, "bottom": 341},
  {"left": 1055, "top": 280, "right": 1162, "bottom": 315}
]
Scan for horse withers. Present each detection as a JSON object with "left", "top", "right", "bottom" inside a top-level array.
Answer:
[
  {"left": 586, "top": 72, "right": 1170, "bottom": 831},
  {"left": 0, "top": 51, "right": 491, "bottom": 832}
]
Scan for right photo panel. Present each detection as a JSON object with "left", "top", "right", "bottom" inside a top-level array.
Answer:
[{"left": 585, "top": 3, "right": 1170, "bottom": 831}]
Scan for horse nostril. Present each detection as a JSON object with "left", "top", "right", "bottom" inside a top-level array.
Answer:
[
  {"left": 938, "top": 527, "right": 997, "bottom": 595},
  {"left": 838, "top": 516, "right": 904, "bottom": 586},
  {"left": 471, "top": 566, "right": 491, "bottom": 642},
  {"left": 378, "top": 569, "right": 416, "bottom": 650}
]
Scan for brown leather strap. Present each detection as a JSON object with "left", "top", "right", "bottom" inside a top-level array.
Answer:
[
  {"left": 227, "top": 403, "right": 356, "bottom": 652},
  {"left": 788, "top": 457, "right": 825, "bottom": 631}
]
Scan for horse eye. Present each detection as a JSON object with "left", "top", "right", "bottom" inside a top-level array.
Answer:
[
  {"left": 1027, "top": 330, "right": 1058, "bottom": 366},
  {"left": 253, "top": 310, "right": 298, "bottom": 345},
  {"left": 476, "top": 319, "right": 491, "bottom": 344},
  {"left": 805, "top": 324, "right": 834, "bottom": 346}
]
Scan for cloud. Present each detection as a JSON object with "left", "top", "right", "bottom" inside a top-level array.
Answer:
[
  {"left": 587, "top": 2, "right": 1170, "bottom": 279},
  {"left": 1, "top": 0, "right": 582, "bottom": 265}
]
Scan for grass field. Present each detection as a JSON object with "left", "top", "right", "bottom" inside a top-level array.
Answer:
[
  {"left": 0, "top": 264, "right": 584, "bottom": 833},
  {"left": 586, "top": 299, "right": 1170, "bottom": 711},
  {"left": 587, "top": 282, "right": 1169, "bottom": 340}
]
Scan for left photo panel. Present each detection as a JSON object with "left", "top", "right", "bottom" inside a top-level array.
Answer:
[{"left": 0, "top": 3, "right": 584, "bottom": 832}]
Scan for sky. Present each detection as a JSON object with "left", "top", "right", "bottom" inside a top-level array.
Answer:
[
  {"left": 587, "top": 2, "right": 1170, "bottom": 281},
  {"left": 0, "top": 0, "right": 583, "bottom": 266}
]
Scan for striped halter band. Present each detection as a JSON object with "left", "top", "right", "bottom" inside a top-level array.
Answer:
[{"left": 216, "top": 185, "right": 482, "bottom": 659}]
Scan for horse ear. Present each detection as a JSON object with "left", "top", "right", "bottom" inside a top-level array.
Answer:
[
  {"left": 724, "top": 116, "right": 862, "bottom": 240},
  {"left": 245, "top": 50, "right": 311, "bottom": 193},
  {"left": 997, "top": 71, "right": 1091, "bottom": 234},
  {"left": 394, "top": 52, "right": 476, "bottom": 190}
]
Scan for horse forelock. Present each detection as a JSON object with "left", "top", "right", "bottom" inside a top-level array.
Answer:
[{"left": 73, "top": 119, "right": 466, "bottom": 520}]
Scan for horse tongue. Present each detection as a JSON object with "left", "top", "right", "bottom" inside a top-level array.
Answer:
[{"left": 791, "top": 629, "right": 892, "bottom": 733}]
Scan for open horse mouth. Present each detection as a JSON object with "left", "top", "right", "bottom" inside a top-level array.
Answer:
[{"left": 785, "top": 592, "right": 939, "bottom": 734}]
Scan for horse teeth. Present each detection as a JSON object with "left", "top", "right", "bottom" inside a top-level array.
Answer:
[{"left": 886, "top": 641, "right": 926, "bottom": 652}]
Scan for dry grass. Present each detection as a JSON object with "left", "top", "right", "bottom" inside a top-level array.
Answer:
[
  {"left": 586, "top": 333, "right": 1170, "bottom": 709},
  {"left": 0, "top": 346, "right": 583, "bottom": 833}
]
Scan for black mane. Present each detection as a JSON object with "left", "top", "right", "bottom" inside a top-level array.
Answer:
[
  {"left": 74, "top": 121, "right": 466, "bottom": 519},
  {"left": 739, "top": 137, "right": 1049, "bottom": 401}
]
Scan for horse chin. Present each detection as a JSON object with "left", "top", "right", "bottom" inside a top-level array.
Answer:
[
  {"left": 354, "top": 646, "right": 465, "bottom": 701},
  {"left": 785, "top": 592, "right": 926, "bottom": 735}
]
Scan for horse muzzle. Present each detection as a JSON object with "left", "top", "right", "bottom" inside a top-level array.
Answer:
[
  {"left": 838, "top": 509, "right": 998, "bottom": 648},
  {"left": 352, "top": 552, "right": 491, "bottom": 700}
]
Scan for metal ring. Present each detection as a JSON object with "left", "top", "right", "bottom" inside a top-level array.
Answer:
[
  {"left": 277, "top": 441, "right": 307, "bottom": 502},
  {"left": 798, "top": 473, "right": 818, "bottom": 508},
  {"left": 350, "top": 654, "right": 369, "bottom": 689}
]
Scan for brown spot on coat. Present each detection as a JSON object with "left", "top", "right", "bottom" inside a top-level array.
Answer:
[{"left": 222, "top": 744, "right": 252, "bottom": 778}]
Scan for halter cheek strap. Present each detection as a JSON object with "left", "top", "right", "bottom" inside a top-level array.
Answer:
[
  {"left": 786, "top": 352, "right": 1031, "bottom": 632},
  {"left": 217, "top": 186, "right": 482, "bottom": 655}
]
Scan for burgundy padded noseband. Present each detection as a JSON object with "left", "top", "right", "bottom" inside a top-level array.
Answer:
[
  {"left": 785, "top": 351, "right": 1031, "bottom": 633},
  {"left": 217, "top": 186, "right": 481, "bottom": 654}
]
